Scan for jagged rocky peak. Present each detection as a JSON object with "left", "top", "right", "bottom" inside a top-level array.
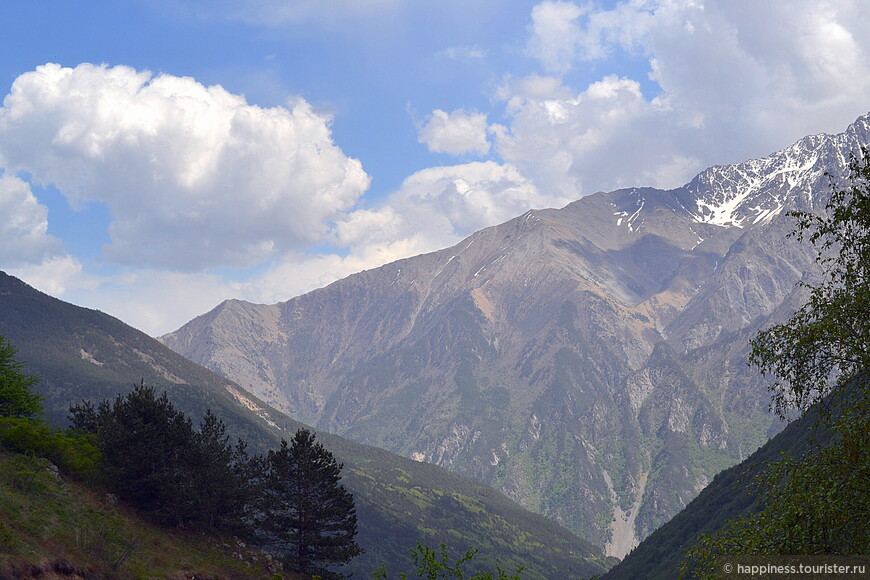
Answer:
[{"left": 680, "top": 112, "right": 870, "bottom": 228}]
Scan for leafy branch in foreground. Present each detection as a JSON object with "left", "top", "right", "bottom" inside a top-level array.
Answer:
[
  {"left": 749, "top": 146, "right": 870, "bottom": 418},
  {"left": 0, "top": 334, "right": 99, "bottom": 480},
  {"left": 679, "top": 387, "right": 869, "bottom": 579}
]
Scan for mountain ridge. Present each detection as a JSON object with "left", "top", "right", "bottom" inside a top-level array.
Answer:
[{"left": 161, "top": 112, "right": 870, "bottom": 556}]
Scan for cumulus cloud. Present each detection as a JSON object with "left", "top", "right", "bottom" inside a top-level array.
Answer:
[
  {"left": 638, "top": 0, "right": 870, "bottom": 156},
  {"left": 502, "top": 0, "right": 870, "bottom": 196},
  {"left": 418, "top": 109, "right": 491, "bottom": 156},
  {"left": 334, "top": 161, "right": 572, "bottom": 257},
  {"left": 0, "top": 174, "right": 65, "bottom": 266},
  {"left": 0, "top": 63, "right": 370, "bottom": 271},
  {"left": 494, "top": 74, "right": 695, "bottom": 196},
  {"left": 525, "top": 1, "right": 589, "bottom": 74},
  {"left": 0, "top": 172, "right": 101, "bottom": 315}
]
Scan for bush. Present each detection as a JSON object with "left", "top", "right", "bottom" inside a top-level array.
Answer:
[{"left": 0, "top": 417, "right": 101, "bottom": 480}]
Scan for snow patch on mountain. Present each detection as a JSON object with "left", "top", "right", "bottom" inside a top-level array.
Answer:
[{"left": 686, "top": 113, "right": 870, "bottom": 228}]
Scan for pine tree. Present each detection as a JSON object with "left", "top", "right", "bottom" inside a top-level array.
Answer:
[
  {"left": 0, "top": 335, "right": 42, "bottom": 419},
  {"left": 256, "top": 429, "right": 362, "bottom": 578},
  {"left": 71, "top": 387, "right": 258, "bottom": 531},
  {"left": 71, "top": 383, "right": 197, "bottom": 522},
  {"left": 190, "top": 410, "right": 249, "bottom": 529}
]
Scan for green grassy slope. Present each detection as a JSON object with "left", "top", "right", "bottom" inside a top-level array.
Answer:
[{"left": 0, "top": 449, "right": 288, "bottom": 579}]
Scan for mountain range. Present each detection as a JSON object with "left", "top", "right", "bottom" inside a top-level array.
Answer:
[
  {"left": 0, "top": 271, "right": 611, "bottom": 578},
  {"left": 160, "top": 112, "right": 870, "bottom": 556}
]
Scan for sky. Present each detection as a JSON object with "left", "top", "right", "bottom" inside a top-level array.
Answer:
[{"left": 2, "top": 0, "right": 870, "bottom": 336}]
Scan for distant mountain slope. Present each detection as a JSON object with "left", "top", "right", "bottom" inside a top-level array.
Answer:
[
  {"left": 600, "top": 399, "right": 833, "bottom": 580},
  {"left": 0, "top": 271, "right": 612, "bottom": 579},
  {"left": 0, "top": 271, "right": 285, "bottom": 442},
  {"left": 162, "top": 114, "right": 870, "bottom": 555}
]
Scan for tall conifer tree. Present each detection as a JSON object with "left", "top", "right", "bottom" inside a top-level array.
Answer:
[
  {"left": 0, "top": 335, "right": 42, "bottom": 419},
  {"left": 256, "top": 429, "right": 362, "bottom": 578}
]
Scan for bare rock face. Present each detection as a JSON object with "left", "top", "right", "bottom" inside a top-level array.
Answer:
[{"left": 161, "top": 113, "right": 870, "bottom": 555}]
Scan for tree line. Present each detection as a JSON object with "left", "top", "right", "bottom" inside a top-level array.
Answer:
[
  {"left": 69, "top": 383, "right": 363, "bottom": 579},
  {"left": 0, "top": 344, "right": 362, "bottom": 579}
]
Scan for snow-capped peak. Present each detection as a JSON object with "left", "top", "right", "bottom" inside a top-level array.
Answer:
[{"left": 684, "top": 114, "right": 870, "bottom": 228}]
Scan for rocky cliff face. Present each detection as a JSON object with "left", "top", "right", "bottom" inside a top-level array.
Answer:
[{"left": 161, "top": 113, "right": 870, "bottom": 555}]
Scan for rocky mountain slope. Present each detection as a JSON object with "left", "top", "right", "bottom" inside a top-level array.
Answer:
[
  {"left": 161, "top": 113, "right": 870, "bottom": 555},
  {"left": 0, "top": 271, "right": 612, "bottom": 578},
  {"left": 601, "top": 392, "right": 837, "bottom": 580}
]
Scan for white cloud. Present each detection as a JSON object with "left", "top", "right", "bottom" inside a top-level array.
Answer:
[
  {"left": 335, "top": 161, "right": 572, "bottom": 256},
  {"left": 0, "top": 174, "right": 65, "bottom": 266},
  {"left": 0, "top": 172, "right": 100, "bottom": 306},
  {"left": 641, "top": 0, "right": 870, "bottom": 154},
  {"left": 7, "top": 256, "right": 91, "bottom": 297},
  {"left": 55, "top": 269, "right": 241, "bottom": 334},
  {"left": 587, "top": 0, "right": 870, "bottom": 152},
  {"left": 525, "top": 1, "right": 588, "bottom": 74},
  {"left": 391, "top": 162, "right": 564, "bottom": 234},
  {"left": 495, "top": 74, "right": 693, "bottom": 196},
  {"left": 502, "top": 0, "right": 870, "bottom": 196},
  {"left": 525, "top": 0, "right": 657, "bottom": 73},
  {"left": 0, "top": 63, "right": 370, "bottom": 271},
  {"left": 418, "top": 109, "right": 491, "bottom": 156}
]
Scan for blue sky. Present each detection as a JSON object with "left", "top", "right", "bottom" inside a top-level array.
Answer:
[{"left": 2, "top": 0, "right": 869, "bottom": 335}]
